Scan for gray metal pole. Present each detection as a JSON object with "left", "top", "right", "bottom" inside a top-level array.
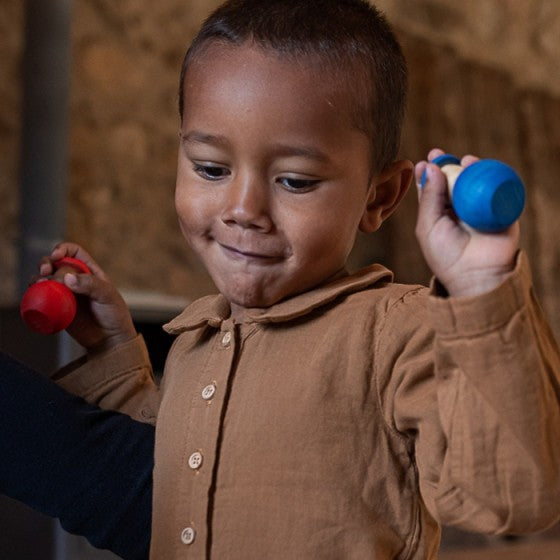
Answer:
[
  {"left": 19, "top": 0, "right": 72, "bottom": 296},
  {"left": 16, "top": 3, "right": 74, "bottom": 559}
]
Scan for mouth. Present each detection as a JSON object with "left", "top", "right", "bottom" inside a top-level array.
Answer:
[{"left": 219, "top": 242, "right": 283, "bottom": 262}]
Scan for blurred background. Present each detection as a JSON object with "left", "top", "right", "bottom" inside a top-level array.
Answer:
[{"left": 1, "top": 0, "right": 559, "bottom": 558}]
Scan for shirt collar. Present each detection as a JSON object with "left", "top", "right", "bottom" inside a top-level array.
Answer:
[{"left": 164, "top": 263, "right": 393, "bottom": 334}]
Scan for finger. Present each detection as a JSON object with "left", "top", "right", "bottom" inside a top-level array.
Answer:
[
  {"left": 50, "top": 242, "right": 82, "bottom": 260},
  {"left": 427, "top": 148, "right": 445, "bottom": 162},
  {"left": 416, "top": 164, "right": 450, "bottom": 235},
  {"left": 35, "top": 245, "right": 77, "bottom": 278},
  {"left": 414, "top": 161, "right": 428, "bottom": 203},
  {"left": 461, "top": 154, "right": 480, "bottom": 168},
  {"left": 63, "top": 273, "right": 117, "bottom": 305},
  {"left": 51, "top": 243, "right": 109, "bottom": 281},
  {"left": 416, "top": 149, "right": 447, "bottom": 193},
  {"left": 38, "top": 256, "right": 56, "bottom": 277},
  {"left": 414, "top": 161, "right": 427, "bottom": 187}
]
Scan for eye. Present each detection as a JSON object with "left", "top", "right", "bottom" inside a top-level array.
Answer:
[
  {"left": 193, "top": 163, "right": 230, "bottom": 181},
  {"left": 277, "top": 176, "right": 321, "bottom": 192}
]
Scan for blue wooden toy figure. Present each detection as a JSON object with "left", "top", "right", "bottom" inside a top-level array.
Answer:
[{"left": 421, "top": 154, "right": 525, "bottom": 232}]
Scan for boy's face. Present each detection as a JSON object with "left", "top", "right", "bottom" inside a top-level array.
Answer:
[{"left": 176, "top": 42, "right": 383, "bottom": 318}]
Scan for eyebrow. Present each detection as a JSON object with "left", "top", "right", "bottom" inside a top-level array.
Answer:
[
  {"left": 181, "top": 131, "right": 230, "bottom": 148},
  {"left": 270, "top": 143, "right": 331, "bottom": 163},
  {"left": 181, "top": 130, "right": 331, "bottom": 163}
]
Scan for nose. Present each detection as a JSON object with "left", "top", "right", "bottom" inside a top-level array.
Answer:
[{"left": 221, "top": 173, "right": 273, "bottom": 231}]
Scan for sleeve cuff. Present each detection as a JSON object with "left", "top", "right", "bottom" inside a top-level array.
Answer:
[
  {"left": 51, "top": 335, "right": 152, "bottom": 397},
  {"left": 428, "top": 251, "right": 533, "bottom": 337}
]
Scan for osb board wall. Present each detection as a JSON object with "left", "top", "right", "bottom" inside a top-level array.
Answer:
[{"left": 1, "top": 1, "right": 560, "bottom": 337}]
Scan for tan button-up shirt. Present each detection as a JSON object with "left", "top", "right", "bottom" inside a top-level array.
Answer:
[{"left": 54, "top": 253, "right": 560, "bottom": 559}]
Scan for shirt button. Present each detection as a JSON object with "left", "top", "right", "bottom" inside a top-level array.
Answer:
[
  {"left": 201, "top": 383, "right": 216, "bottom": 401},
  {"left": 181, "top": 526, "right": 196, "bottom": 545},
  {"left": 188, "top": 451, "right": 203, "bottom": 470},
  {"left": 221, "top": 331, "right": 232, "bottom": 347}
]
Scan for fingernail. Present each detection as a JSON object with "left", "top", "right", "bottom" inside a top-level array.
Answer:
[
  {"left": 420, "top": 164, "right": 433, "bottom": 188},
  {"left": 64, "top": 273, "right": 78, "bottom": 287}
]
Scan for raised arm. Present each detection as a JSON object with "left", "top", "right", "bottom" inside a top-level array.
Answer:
[{"left": 382, "top": 149, "right": 560, "bottom": 533}]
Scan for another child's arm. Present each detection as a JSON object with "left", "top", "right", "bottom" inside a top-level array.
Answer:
[{"left": 0, "top": 350, "right": 153, "bottom": 560}]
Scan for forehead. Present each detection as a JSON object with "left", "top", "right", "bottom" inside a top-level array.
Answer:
[{"left": 181, "top": 41, "right": 360, "bottom": 134}]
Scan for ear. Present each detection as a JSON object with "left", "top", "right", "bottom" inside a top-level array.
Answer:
[{"left": 359, "top": 159, "right": 414, "bottom": 233}]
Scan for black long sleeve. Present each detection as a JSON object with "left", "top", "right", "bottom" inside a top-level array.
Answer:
[{"left": 0, "top": 351, "right": 154, "bottom": 560}]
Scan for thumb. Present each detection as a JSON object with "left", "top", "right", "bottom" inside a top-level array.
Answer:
[
  {"left": 63, "top": 272, "right": 110, "bottom": 303},
  {"left": 63, "top": 273, "right": 80, "bottom": 291},
  {"left": 416, "top": 164, "right": 451, "bottom": 234}
]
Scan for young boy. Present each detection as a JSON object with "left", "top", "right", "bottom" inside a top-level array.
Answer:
[{"left": 38, "top": 0, "right": 560, "bottom": 558}]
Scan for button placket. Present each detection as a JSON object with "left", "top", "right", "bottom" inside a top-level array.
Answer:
[{"left": 176, "top": 322, "right": 238, "bottom": 552}]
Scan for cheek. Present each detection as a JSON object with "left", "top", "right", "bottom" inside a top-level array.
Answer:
[
  {"left": 174, "top": 188, "right": 190, "bottom": 232},
  {"left": 174, "top": 186, "right": 203, "bottom": 246},
  {"left": 175, "top": 158, "right": 202, "bottom": 233},
  {"left": 292, "top": 207, "right": 359, "bottom": 264}
]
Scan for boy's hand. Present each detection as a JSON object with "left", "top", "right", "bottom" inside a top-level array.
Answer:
[
  {"left": 38, "top": 242, "right": 137, "bottom": 353},
  {"left": 415, "top": 149, "right": 519, "bottom": 297}
]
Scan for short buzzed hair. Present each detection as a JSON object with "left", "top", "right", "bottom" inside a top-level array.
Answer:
[{"left": 178, "top": 0, "right": 408, "bottom": 174}]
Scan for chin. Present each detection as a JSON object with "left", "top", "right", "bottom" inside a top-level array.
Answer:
[
  {"left": 229, "top": 295, "right": 270, "bottom": 310},
  {"left": 226, "top": 288, "right": 280, "bottom": 311}
]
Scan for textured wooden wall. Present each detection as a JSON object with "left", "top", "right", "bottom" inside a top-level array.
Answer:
[{"left": 2, "top": 0, "right": 560, "bottom": 337}]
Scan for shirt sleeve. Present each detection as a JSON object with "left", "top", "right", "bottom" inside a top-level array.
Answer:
[
  {"left": 377, "top": 251, "right": 560, "bottom": 535},
  {"left": 50, "top": 334, "right": 160, "bottom": 424}
]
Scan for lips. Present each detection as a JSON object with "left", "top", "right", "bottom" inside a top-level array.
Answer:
[{"left": 218, "top": 242, "right": 283, "bottom": 261}]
